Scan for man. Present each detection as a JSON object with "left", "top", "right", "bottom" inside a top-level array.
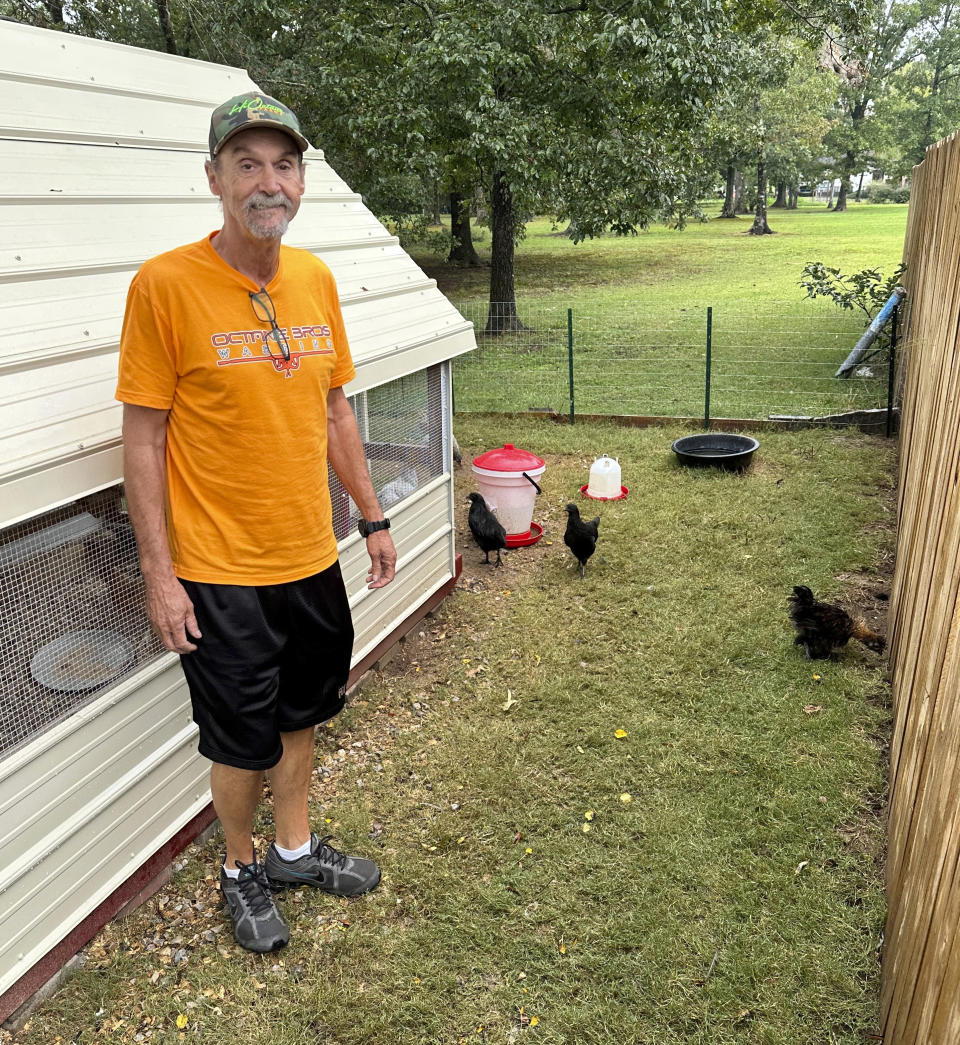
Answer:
[{"left": 116, "top": 92, "right": 397, "bottom": 954}]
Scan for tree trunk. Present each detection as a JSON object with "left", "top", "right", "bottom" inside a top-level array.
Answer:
[
  {"left": 771, "top": 180, "right": 787, "bottom": 208},
  {"left": 825, "top": 179, "right": 835, "bottom": 210},
  {"left": 788, "top": 186, "right": 798, "bottom": 209},
  {"left": 42, "top": 0, "right": 64, "bottom": 21},
  {"left": 854, "top": 171, "right": 865, "bottom": 202},
  {"left": 834, "top": 183, "right": 848, "bottom": 211},
  {"left": 719, "top": 164, "right": 738, "bottom": 218},
  {"left": 448, "top": 190, "right": 482, "bottom": 267},
  {"left": 155, "top": 0, "right": 178, "bottom": 54},
  {"left": 748, "top": 158, "right": 774, "bottom": 235},
  {"left": 733, "top": 170, "right": 747, "bottom": 214},
  {"left": 834, "top": 170, "right": 849, "bottom": 212},
  {"left": 486, "top": 170, "right": 523, "bottom": 334}
]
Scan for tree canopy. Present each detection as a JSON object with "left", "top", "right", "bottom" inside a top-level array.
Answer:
[{"left": 3, "top": 0, "right": 953, "bottom": 309}]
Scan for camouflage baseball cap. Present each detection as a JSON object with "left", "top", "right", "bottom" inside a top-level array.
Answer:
[{"left": 208, "top": 92, "right": 310, "bottom": 157}]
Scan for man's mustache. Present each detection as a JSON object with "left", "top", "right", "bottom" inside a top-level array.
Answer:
[{"left": 245, "top": 192, "right": 293, "bottom": 213}]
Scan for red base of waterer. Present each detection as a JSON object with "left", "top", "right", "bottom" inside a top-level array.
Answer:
[
  {"left": 580, "top": 484, "right": 628, "bottom": 501},
  {"left": 505, "top": 521, "right": 544, "bottom": 547}
]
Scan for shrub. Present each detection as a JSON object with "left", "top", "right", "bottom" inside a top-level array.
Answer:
[
  {"left": 799, "top": 261, "right": 907, "bottom": 319},
  {"left": 865, "top": 182, "right": 910, "bottom": 204}
]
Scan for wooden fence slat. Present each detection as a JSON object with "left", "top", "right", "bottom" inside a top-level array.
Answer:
[{"left": 882, "top": 127, "right": 960, "bottom": 1044}]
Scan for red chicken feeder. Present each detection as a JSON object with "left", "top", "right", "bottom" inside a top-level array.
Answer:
[{"left": 471, "top": 444, "right": 545, "bottom": 547}]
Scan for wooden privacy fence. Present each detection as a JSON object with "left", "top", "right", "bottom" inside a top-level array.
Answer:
[{"left": 883, "top": 131, "right": 960, "bottom": 1043}]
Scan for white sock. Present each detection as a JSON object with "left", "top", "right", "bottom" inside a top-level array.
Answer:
[
  {"left": 274, "top": 839, "right": 312, "bottom": 861},
  {"left": 222, "top": 862, "right": 240, "bottom": 880}
]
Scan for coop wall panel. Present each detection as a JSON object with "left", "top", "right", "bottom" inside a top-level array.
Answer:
[
  {"left": 0, "top": 667, "right": 204, "bottom": 997},
  {"left": 0, "top": 20, "right": 472, "bottom": 1010},
  {"left": 340, "top": 481, "right": 455, "bottom": 661},
  {"left": 0, "top": 141, "right": 353, "bottom": 199}
]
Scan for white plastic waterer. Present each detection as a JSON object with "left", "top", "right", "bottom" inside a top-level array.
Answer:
[
  {"left": 470, "top": 443, "right": 546, "bottom": 546},
  {"left": 586, "top": 454, "right": 622, "bottom": 499}
]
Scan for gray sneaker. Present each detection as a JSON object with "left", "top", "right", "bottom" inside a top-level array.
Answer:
[
  {"left": 219, "top": 860, "right": 290, "bottom": 953},
  {"left": 266, "top": 833, "right": 381, "bottom": 897}
]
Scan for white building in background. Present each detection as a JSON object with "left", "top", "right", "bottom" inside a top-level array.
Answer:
[
  {"left": 0, "top": 20, "right": 474, "bottom": 1019},
  {"left": 814, "top": 171, "right": 875, "bottom": 200}
]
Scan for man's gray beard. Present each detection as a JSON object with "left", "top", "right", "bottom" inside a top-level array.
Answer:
[
  {"left": 247, "top": 215, "right": 289, "bottom": 240},
  {"left": 243, "top": 193, "right": 293, "bottom": 240}
]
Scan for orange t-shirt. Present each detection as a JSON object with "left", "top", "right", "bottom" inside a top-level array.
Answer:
[{"left": 116, "top": 234, "right": 356, "bottom": 585}]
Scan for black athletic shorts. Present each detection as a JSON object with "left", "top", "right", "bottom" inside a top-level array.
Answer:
[{"left": 178, "top": 562, "right": 354, "bottom": 771}]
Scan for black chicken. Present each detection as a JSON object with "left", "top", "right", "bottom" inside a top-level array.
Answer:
[
  {"left": 563, "top": 503, "right": 600, "bottom": 579},
  {"left": 788, "top": 585, "right": 886, "bottom": 659},
  {"left": 466, "top": 492, "right": 507, "bottom": 567}
]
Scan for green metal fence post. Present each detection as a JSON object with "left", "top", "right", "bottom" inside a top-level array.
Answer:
[
  {"left": 704, "top": 306, "right": 713, "bottom": 429},
  {"left": 568, "top": 307, "right": 575, "bottom": 424},
  {"left": 886, "top": 307, "right": 898, "bottom": 438}
]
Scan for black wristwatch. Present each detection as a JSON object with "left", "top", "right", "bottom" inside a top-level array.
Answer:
[{"left": 358, "top": 517, "right": 391, "bottom": 538}]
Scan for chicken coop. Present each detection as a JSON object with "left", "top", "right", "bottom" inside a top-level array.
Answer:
[{"left": 0, "top": 21, "right": 474, "bottom": 1020}]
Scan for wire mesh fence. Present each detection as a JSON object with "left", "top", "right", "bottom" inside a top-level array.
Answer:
[{"left": 452, "top": 300, "right": 894, "bottom": 428}]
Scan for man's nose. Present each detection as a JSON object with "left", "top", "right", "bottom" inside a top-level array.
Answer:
[{"left": 258, "top": 167, "right": 282, "bottom": 194}]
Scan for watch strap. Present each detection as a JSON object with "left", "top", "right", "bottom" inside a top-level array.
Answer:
[{"left": 360, "top": 517, "right": 391, "bottom": 537}]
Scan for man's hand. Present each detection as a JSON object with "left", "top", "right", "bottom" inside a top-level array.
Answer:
[
  {"left": 365, "top": 530, "right": 397, "bottom": 589},
  {"left": 144, "top": 573, "right": 202, "bottom": 653}
]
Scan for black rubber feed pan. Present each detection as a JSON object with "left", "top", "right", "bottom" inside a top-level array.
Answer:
[{"left": 671, "top": 433, "right": 759, "bottom": 470}]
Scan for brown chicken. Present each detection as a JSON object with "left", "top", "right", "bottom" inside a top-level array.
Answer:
[{"left": 788, "top": 585, "right": 886, "bottom": 659}]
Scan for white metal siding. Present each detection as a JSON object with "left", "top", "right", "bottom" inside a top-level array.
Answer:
[{"left": 0, "top": 21, "right": 472, "bottom": 1003}]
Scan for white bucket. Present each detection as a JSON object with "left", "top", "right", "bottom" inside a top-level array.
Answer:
[
  {"left": 587, "top": 455, "right": 622, "bottom": 499},
  {"left": 471, "top": 444, "right": 546, "bottom": 537}
]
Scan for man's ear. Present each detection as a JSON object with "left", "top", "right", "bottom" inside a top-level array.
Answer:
[{"left": 204, "top": 158, "right": 221, "bottom": 198}]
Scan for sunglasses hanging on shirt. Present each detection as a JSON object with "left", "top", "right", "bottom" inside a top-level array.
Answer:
[{"left": 249, "top": 287, "right": 291, "bottom": 362}]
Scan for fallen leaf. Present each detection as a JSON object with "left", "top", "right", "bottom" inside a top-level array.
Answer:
[
  {"left": 803, "top": 705, "right": 824, "bottom": 715},
  {"left": 582, "top": 822, "right": 592, "bottom": 833},
  {"left": 502, "top": 691, "right": 518, "bottom": 712},
  {"left": 794, "top": 860, "right": 809, "bottom": 876},
  {"left": 614, "top": 729, "right": 628, "bottom": 739},
  {"left": 620, "top": 793, "right": 632, "bottom": 804},
  {"left": 176, "top": 1014, "right": 188, "bottom": 1030},
  {"left": 584, "top": 810, "right": 594, "bottom": 821}
]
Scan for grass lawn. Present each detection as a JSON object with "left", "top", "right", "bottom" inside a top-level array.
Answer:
[
  {"left": 414, "top": 202, "right": 909, "bottom": 421},
  {"left": 7, "top": 417, "right": 896, "bottom": 1045},
  {"left": 414, "top": 201, "right": 908, "bottom": 310}
]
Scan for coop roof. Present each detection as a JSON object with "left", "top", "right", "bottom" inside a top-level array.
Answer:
[{"left": 0, "top": 20, "right": 474, "bottom": 530}]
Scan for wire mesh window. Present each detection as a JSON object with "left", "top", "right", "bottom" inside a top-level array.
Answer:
[
  {"left": 329, "top": 362, "right": 448, "bottom": 540},
  {"left": 0, "top": 486, "right": 164, "bottom": 762}
]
